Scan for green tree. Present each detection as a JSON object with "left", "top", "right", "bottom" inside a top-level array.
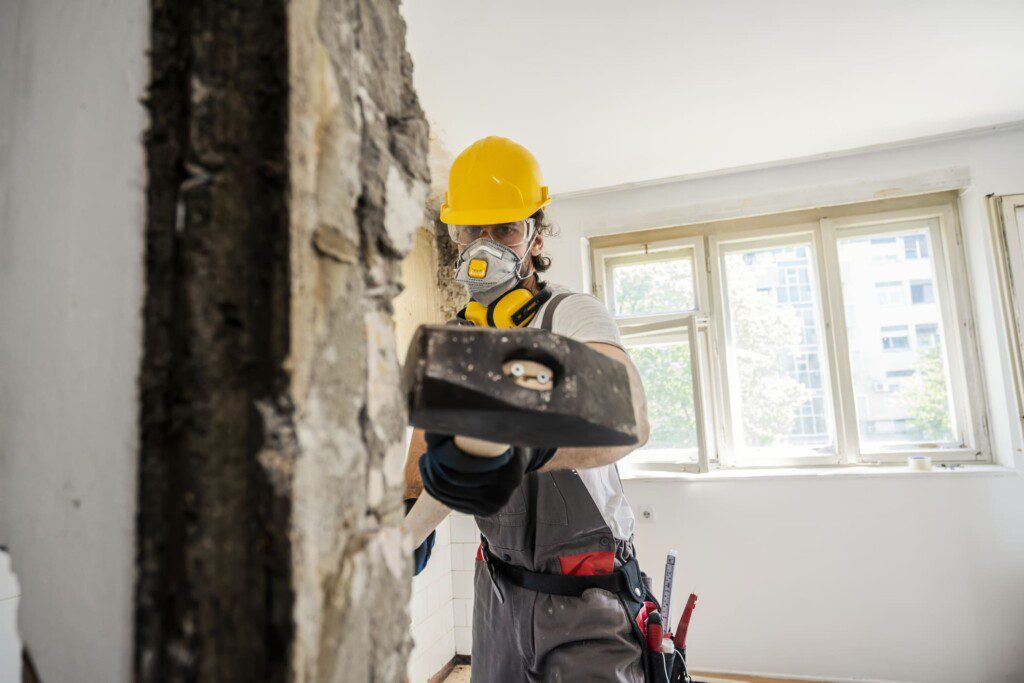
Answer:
[
  {"left": 724, "top": 257, "right": 810, "bottom": 447},
  {"left": 630, "top": 343, "right": 696, "bottom": 449},
  {"left": 613, "top": 260, "right": 694, "bottom": 316},
  {"left": 902, "top": 346, "right": 952, "bottom": 441}
]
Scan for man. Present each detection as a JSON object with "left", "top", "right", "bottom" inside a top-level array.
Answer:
[{"left": 404, "top": 136, "right": 652, "bottom": 682}]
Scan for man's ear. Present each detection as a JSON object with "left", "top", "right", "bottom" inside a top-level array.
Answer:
[{"left": 531, "top": 234, "right": 544, "bottom": 256}]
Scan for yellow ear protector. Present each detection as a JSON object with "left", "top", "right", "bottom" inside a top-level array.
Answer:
[{"left": 459, "top": 283, "right": 552, "bottom": 328}]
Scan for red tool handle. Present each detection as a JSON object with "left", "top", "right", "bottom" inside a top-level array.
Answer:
[
  {"left": 645, "top": 611, "right": 663, "bottom": 651},
  {"left": 673, "top": 594, "right": 698, "bottom": 649}
]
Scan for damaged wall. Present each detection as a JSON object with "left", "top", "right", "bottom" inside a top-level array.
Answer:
[
  {"left": 139, "top": 0, "right": 429, "bottom": 680},
  {"left": 286, "top": 0, "right": 429, "bottom": 680},
  {"left": 394, "top": 226, "right": 447, "bottom": 360},
  {"left": 394, "top": 136, "right": 464, "bottom": 358},
  {"left": 136, "top": 0, "right": 294, "bottom": 679}
]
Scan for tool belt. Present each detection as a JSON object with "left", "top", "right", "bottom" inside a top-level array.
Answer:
[
  {"left": 482, "top": 545, "right": 647, "bottom": 599},
  {"left": 481, "top": 543, "right": 691, "bottom": 682}
]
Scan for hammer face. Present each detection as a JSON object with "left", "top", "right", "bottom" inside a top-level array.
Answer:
[{"left": 403, "top": 325, "right": 638, "bottom": 448}]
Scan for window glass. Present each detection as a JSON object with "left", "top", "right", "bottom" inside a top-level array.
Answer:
[
  {"left": 722, "top": 242, "right": 833, "bottom": 454},
  {"left": 837, "top": 224, "right": 956, "bottom": 449},
  {"left": 626, "top": 336, "right": 698, "bottom": 464},
  {"left": 881, "top": 325, "right": 910, "bottom": 350},
  {"left": 904, "top": 234, "right": 929, "bottom": 260},
  {"left": 870, "top": 237, "right": 900, "bottom": 262},
  {"left": 916, "top": 323, "right": 939, "bottom": 348},
  {"left": 910, "top": 280, "right": 934, "bottom": 304},
  {"left": 611, "top": 253, "right": 695, "bottom": 316},
  {"left": 876, "top": 282, "right": 904, "bottom": 306}
]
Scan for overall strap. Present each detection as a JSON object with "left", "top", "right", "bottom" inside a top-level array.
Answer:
[{"left": 540, "top": 292, "right": 575, "bottom": 332}]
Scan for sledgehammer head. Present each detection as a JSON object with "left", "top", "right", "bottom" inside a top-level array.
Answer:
[{"left": 403, "top": 325, "right": 638, "bottom": 448}]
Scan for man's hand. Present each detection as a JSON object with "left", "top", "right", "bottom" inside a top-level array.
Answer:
[{"left": 418, "top": 433, "right": 528, "bottom": 517}]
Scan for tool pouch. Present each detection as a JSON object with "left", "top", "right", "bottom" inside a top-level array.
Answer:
[
  {"left": 481, "top": 544, "right": 693, "bottom": 682},
  {"left": 618, "top": 571, "right": 691, "bottom": 683}
]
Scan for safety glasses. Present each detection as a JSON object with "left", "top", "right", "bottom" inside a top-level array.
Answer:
[{"left": 448, "top": 219, "right": 535, "bottom": 247}]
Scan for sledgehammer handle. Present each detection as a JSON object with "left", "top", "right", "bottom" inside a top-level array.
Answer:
[
  {"left": 403, "top": 491, "right": 452, "bottom": 548},
  {"left": 453, "top": 435, "right": 510, "bottom": 456},
  {"left": 401, "top": 436, "right": 509, "bottom": 547}
]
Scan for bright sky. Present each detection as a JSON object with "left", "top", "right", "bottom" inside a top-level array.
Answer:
[{"left": 403, "top": 0, "right": 1024, "bottom": 193}]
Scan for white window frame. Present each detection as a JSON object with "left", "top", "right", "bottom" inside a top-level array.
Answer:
[
  {"left": 821, "top": 203, "right": 986, "bottom": 464},
  {"left": 989, "top": 193, "right": 1024, "bottom": 438},
  {"left": 591, "top": 197, "right": 990, "bottom": 472},
  {"left": 709, "top": 225, "right": 842, "bottom": 468},
  {"left": 594, "top": 237, "right": 715, "bottom": 473}
]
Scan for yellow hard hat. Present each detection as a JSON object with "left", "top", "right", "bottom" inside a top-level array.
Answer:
[{"left": 440, "top": 136, "right": 551, "bottom": 226}]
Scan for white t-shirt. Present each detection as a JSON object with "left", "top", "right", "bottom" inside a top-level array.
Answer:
[{"left": 528, "top": 282, "right": 636, "bottom": 541}]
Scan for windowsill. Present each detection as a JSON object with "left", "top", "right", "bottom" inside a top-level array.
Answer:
[{"left": 619, "top": 462, "right": 1020, "bottom": 482}]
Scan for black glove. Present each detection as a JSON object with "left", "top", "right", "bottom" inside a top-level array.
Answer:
[
  {"left": 418, "top": 432, "right": 528, "bottom": 517},
  {"left": 526, "top": 447, "right": 558, "bottom": 473},
  {"left": 404, "top": 498, "right": 435, "bottom": 577}
]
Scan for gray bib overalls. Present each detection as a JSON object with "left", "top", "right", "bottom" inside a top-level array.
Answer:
[{"left": 468, "top": 294, "right": 646, "bottom": 682}]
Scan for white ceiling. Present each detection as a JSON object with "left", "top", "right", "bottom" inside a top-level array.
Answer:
[{"left": 402, "top": 0, "right": 1024, "bottom": 194}]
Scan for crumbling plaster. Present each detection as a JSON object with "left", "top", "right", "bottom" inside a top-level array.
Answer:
[{"left": 286, "top": 0, "right": 430, "bottom": 679}]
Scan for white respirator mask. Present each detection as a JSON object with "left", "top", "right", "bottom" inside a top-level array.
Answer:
[{"left": 454, "top": 226, "right": 537, "bottom": 305}]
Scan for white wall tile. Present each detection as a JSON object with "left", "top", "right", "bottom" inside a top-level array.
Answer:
[
  {"left": 451, "top": 541, "right": 479, "bottom": 571},
  {"left": 434, "top": 515, "right": 451, "bottom": 546},
  {"left": 406, "top": 655, "right": 432, "bottom": 683},
  {"left": 409, "top": 616, "right": 457, "bottom": 683},
  {"left": 410, "top": 608, "right": 439, "bottom": 645},
  {"left": 409, "top": 618, "right": 453, "bottom": 670},
  {"left": 431, "top": 543, "right": 452, "bottom": 574},
  {"left": 408, "top": 509, "right": 456, "bottom": 682},
  {"left": 410, "top": 589, "right": 428, "bottom": 624},
  {"left": 424, "top": 582, "right": 441, "bottom": 614},
  {"left": 440, "top": 600, "right": 455, "bottom": 634},
  {"left": 436, "top": 572, "right": 453, "bottom": 605},
  {"left": 434, "top": 629, "right": 456, "bottom": 676},
  {"left": 454, "top": 625, "right": 473, "bottom": 655},
  {"left": 452, "top": 598, "right": 470, "bottom": 628},
  {"left": 452, "top": 570, "right": 475, "bottom": 600},
  {"left": 450, "top": 513, "right": 479, "bottom": 543}
]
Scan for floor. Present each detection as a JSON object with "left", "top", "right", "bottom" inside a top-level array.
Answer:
[
  {"left": 442, "top": 664, "right": 471, "bottom": 682},
  {"left": 442, "top": 664, "right": 812, "bottom": 683},
  {"left": 693, "top": 674, "right": 818, "bottom": 683}
]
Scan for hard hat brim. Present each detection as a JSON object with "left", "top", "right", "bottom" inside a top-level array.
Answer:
[{"left": 439, "top": 198, "right": 551, "bottom": 226}]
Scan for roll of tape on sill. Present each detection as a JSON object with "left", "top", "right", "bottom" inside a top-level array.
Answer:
[{"left": 908, "top": 455, "right": 933, "bottom": 471}]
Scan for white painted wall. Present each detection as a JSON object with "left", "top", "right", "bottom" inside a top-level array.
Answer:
[
  {"left": 543, "top": 124, "right": 1024, "bottom": 683},
  {"left": 0, "top": 1, "right": 148, "bottom": 681}
]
